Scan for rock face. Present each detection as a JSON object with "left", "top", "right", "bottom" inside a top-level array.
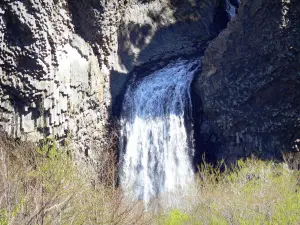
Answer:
[
  {"left": 4, "top": 0, "right": 297, "bottom": 171},
  {"left": 194, "top": 0, "right": 300, "bottom": 163},
  {"left": 0, "top": 0, "right": 111, "bottom": 172},
  {"left": 0, "top": 0, "right": 224, "bottom": 173}
]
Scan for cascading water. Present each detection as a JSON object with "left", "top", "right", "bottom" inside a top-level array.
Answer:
[
  {"left": 226, "top": 0, "right": 240, "bottom": 19},
  {"left": 119, "top": 59, "right": 201, "bottom": 204}
]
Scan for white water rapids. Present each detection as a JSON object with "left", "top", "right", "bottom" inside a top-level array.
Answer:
[{"left": 119, "top": 59, "right": 201, "bottom": 203}]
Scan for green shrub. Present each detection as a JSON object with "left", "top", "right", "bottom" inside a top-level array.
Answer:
[{"left": 163, "top": 209, "right": 191, "bottom": 225}]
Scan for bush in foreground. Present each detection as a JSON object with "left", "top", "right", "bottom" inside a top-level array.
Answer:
[{"left": 0, "top": 134, "right": 149, "bottom": 225}]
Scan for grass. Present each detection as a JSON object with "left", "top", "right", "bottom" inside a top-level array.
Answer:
[{"left": 0, "top": 132, "right": 299, "bottom": 224}]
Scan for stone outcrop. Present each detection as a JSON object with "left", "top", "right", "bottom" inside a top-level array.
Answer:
[{"left": 194, "top": 0, "right": 300, "bottom": 163}]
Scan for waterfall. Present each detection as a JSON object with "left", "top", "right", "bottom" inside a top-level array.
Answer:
[
  {"left": 119, "top": 59, "right": 201, "bottom": 204},
  {"left": 226, "top": 0, "right": 240, "bottom": 19}
]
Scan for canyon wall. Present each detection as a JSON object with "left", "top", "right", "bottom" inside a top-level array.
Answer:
[
  {"left": 2, "top": 0, "right": 298, "bottom": 170},
  {"left": 194, "top": 0, "right": 300, "bottom": 163},
  {"left": 0, "top": 0, "right": 224, "bottom": 173}
]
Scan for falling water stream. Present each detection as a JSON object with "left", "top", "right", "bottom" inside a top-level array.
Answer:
[
  {"left": 119, "top": 0, "right": 239, "bottom": 204},
  {"left": 119, "top": 59, "right": 201, "bottom": 204}
]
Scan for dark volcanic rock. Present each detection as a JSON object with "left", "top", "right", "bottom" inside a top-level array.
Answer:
[{"left": 194, "top": 0, "right": 300, "bottom": 163}]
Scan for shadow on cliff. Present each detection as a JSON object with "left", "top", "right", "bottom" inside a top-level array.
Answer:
[
  {"left": 67, "top": 0, "right": 104, "bottom": 44},
  {"left": 116, "top": 0, "right": 230, "bottom": 72},
  {"left": 110, "top": 0, "right": 232, "bottom": 114}
]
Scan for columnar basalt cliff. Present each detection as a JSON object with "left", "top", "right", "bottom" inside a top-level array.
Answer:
[
  {"left": 0, "top": 1, "right": 110, "bottom": 173},
  {"left": 1, "top": 0, "right": 299, "bottom": 173},
  {"left": 194, "top": 0, "right": 300, "bottom": 163},
  {"left": 0, "top": 0, "right": 228, "bottom": 173}
]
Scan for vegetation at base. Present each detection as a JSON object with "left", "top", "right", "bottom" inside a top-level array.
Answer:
[
  {"left": 0, "top": 133, "right": 300, "bottom": 224},
  {"left": 160, "top": 158, "right": 300, "bottom": 225},
  {"left": 0, "top": 133, "right": 149, "bottom": 225}
]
